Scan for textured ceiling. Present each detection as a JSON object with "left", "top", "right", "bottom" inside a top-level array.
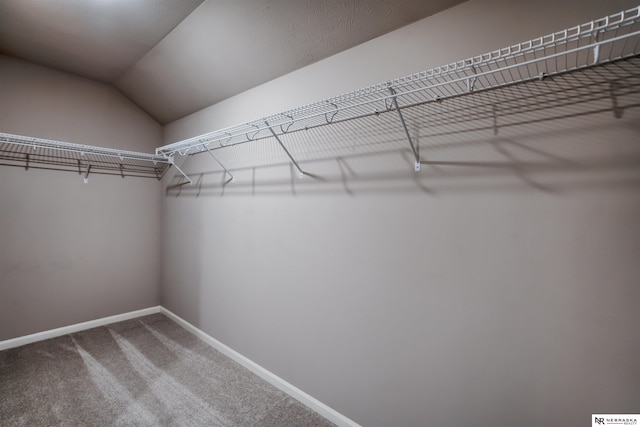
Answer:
[{"left": 0, "top": 0, "right": 465, "bottom": 124}]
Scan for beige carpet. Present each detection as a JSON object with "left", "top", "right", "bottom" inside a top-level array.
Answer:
[{"left": 0, "top": 313, "right": 335, "bottom": 426}]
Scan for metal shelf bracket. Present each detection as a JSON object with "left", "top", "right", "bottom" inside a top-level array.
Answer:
[
  {"left": 388, "top": 87, "right": 421, "bottom": 172},
  {"left": 265, "top": 120, "right": 304, "bottom": 178},
  {"left": 593, "top": 30, "right": 604, "bottom": 64},
  {"left": 83, "top": 163, "right": 91, "bottom": 184},
  {"left": 467, "top": 66, "right": 478, "bottom": 93},
  {"left": 169, "top": 156, "right": 192, "bottom": 184},
  {"left": 202, "top": 143, "right": 234, "bottom": 182}
]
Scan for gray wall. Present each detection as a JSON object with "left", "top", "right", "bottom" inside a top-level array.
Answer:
[
  {"left": 0, "top": 55, "right": 163, "bottom": 340},
  {"left": 160, "top": 1, "right": 640, "bottom": 426}
]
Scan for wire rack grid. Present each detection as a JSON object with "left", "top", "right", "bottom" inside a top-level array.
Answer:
[{"left": 157, "top": 6, "right": 640, "bottom": 167}]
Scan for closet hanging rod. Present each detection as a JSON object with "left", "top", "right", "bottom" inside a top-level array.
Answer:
[{"left": 156, "top": 6, "right": 640, "bottom": 159}]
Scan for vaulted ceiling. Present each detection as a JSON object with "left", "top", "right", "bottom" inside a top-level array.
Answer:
[{"left": 0, "top": 0, "right": 465, "bottom": 124}]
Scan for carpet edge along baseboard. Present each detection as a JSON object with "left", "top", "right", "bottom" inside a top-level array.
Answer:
[
  {"left": 0, "top": 306, "right": 162, "bottom": 351},
  {"left": 0, "top": 306, "right": 360, "bottom": 427}
]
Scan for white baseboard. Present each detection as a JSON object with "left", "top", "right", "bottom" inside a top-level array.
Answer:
[
  {"left": 0, "top": 306, "right": 161, "bottom": 351},
  {"left": 159, "top": 307, "right": 361, "bottom": 427},
  {"left": 0, "top": 305, "right": 359, "bottom": 427}
]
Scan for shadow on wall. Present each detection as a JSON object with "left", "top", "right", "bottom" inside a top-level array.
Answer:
[{"left": 166, "top": 59, "right": 640, "bottom": 198}]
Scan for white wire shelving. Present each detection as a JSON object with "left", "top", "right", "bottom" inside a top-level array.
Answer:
[
  {"left": 1, "top": 7, "right": 639, "bottom": 183},
  {"left": 0, "top": 132, "right": 171, "bottom": 181},
  {"left": 157, "top": 6, "right": 640, "bottom": 182}
]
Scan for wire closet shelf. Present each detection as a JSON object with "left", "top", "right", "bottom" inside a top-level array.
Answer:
[
  {"left": 0, "top": 132, "right": 171, "bottom": 180},
  {"left": 1, "top": 7, "right": 639, "bottom": 182},
  {"left": 157, "top": 6, "right": 640, "bottom": 179}
]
